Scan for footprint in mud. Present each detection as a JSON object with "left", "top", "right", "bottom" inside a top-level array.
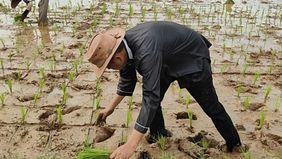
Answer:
[
  {"left": 16, "top": 94, "right": 35, "bottom": 102},
  {"left": 266, "top": 133, "right": 282, "bottom": 145},
  {"left": 63, "top": 106, "right": 81, "bottom": 115},
  {"left": 93, "top": 126, "right": 115, "bottom": 143},
  {"left": 249, "top": 103, "right": 265, "bottom": 111},
  {"left": 187, "top": 130, "right": 220, "bottom": 148},
  {"left": 38, "top": 109, "right": 54, "bottom": 120},
  {"left": 175, "top": 111, "right": 197, "bottom": 120},
  {"left": 71, "top": 83, "right": 95, "bottom": 90},
  {"left": 177, "top": 138, "right": 203, "bottom": 159},
  {"left": 137, "top": 151, "right": 151, "bottom": 159}
]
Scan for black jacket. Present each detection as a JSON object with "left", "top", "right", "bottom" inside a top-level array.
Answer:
[{"left": 116, "top": 21, "right": 212, "bottom": 133}]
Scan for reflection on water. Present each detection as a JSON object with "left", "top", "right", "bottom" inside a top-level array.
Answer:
[
  {"left": 38, "top": 25, "right": 51, "bottom": 46},
  {"left": 14, "top": 23, "right": 52, "bottom": 54},
  {"left": 225, "top": 4, "right": 234, "bottom": 13}
]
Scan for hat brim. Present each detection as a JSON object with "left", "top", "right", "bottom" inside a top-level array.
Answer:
[
  {"left": 90, "top": 28, "right": 125, "bottom": 78},
  {"left": 11, "top": 0, "right": 21, "bottom": 8}
]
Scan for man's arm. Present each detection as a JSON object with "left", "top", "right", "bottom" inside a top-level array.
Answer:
[{"left": 95, "top": 94, "right": 124, "bottom": 124}]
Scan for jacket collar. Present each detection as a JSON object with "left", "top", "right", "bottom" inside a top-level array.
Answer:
[{"left": 122, "top": 39, "right": 133, "bottom": 60}]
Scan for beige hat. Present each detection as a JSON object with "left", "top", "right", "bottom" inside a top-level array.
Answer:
[{"left": 85, "top": 28, "right": 125, "bottom": 78}]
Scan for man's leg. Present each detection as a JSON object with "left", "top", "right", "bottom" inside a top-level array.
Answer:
[
  {"left": 38, "top": 0, "right": 49, "bottom": 26},
  {"left": 147, "top": 76, "right": 173, "bottom": 143},
  {"left": 179, "top": 59, "right": 241, "bottom": 152},
  {"left": 11, "top": 0, "right": 22, "bottom": 8},
  {"left": 20, "top": 0, "right": 32, "bottom": 21}
]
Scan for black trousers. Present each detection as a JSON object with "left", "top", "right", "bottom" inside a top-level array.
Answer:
[{"left": 149, "top": 59, "right": 241, "bottom": 150}]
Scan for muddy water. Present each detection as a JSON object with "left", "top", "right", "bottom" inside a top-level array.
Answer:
[{"left": 0, "top": 0, "right": 281, "bottom": 158}]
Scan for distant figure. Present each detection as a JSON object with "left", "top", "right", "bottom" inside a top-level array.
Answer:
[{"left": 11, "top": 0, "right": 49, "bottom": 25}]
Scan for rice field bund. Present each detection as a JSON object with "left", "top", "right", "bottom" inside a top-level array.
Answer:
[{"left": 0, "top": 0, "right": 281, "bottom": 159}]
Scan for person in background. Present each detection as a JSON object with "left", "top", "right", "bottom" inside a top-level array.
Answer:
[{"left": 11, "top": 0, "right": 49, "bottom": 25}]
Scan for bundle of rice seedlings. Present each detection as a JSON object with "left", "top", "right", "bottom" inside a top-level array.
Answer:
[
  {"left": 77, "top": 148, "right": 110, "bottom": 159},
  {"left": 14, "top": 14, "right": 22, "bottom": 22}
]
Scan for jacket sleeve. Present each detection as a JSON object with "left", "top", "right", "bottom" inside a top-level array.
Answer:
[
  {"left": 117, "top": 60, "right": 137, "bottom": 96},
  {"left": 134, "top": 48, "right": 162, "bottom": 134}
]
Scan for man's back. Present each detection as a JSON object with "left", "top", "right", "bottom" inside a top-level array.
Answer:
[{"left": 125, "top": 21, "right": 211, "bottom": 77}]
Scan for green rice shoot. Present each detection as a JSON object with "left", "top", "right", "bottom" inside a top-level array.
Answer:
[{"left": 77, "top": 148, "right": 110, "bottom": 159}]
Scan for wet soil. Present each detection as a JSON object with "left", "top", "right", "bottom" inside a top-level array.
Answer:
[{"left": 0, "top": 0, "right": 281, "bottom": 158}]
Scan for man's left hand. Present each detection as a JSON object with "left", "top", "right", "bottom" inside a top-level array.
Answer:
[{"left": 110, "top": 143, "right": 136, "bottom": 159}]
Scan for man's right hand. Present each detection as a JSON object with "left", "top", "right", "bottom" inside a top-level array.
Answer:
[{"left": 94, "top": 108, "right": 114, "bottom": 126}]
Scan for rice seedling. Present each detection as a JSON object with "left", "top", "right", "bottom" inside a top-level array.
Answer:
[
  {"left": 59, "top": 44, "right": 65, "bottom": 55},
  {"left": 242, "top": 63, "right": 248, "bottom": 77},
  {"left": 153, "top": 4, "right": 158, "bottom": 21},
  {"left": 160, "top": 153, "right": 175, "bottom": 159},
  {"left": 90, "top": 17, "right": 97, "bottom": 32},
  {"left": 68, "top": 71, "right": 76, "bottom": 82},
  {"left": 14, "top": 71, "right": 22, "bottom": 81},
  {"left": 185, "top": 94, "right": 191, "bottom": 108},
  {"left": 73, "top": 59, "right": 79, "bottom": 75},
  {"left": 114, "top": 1, "right": 120, "bottom": 17},
  {"left": 118, "top": 130, "right": 127, "bottom": 146},
  {"left": 83, "top": 133, "right": 91, "bottom": 148},
  {"left": 220, "top": 64, "right": 228, "bottom": 74},
  {"left": 48, "top": 59, "right": 56, "bottom": 72},
  {"left": 258, "top": 111, "right": 265, "bottom": 130},
  {"left": 165, "top": 7, "right": 173, "bottom": 20},
  {"left": 0, "top": 38, "right": 6, "bottom": 49},
  {"left": 20, "top": 106, "right": 28, "bottom": 124},
  {"left": 200, "top": 137, "right": 209, "bottom": 149},
  {"left": 56, "top": 105, "right": 63, "bottom": 125},
  {"left": 178, "top": 6, "right": 185, "bottom": 18},
  {"left": 33, "top": 91, "right": 40, "bottom": 107},
  {"left": 25, "top": 60, "right": 32, "bottom": 71},
  {"left": 264, "top": 85, "right": 272, "bottom": 103},
  {"left": 241, "top": 150, "right": 251, "bottom": 159},
  {"left": 236, "top": 84, "right": 242, "bottom": 98},
  {"left": 101, "top": 2, "right": 107, "bottom": 16},
  {"left": 243, "top": 96, "right": 251, "bottom": 110},
  {"left": 77, "top": 148, "right": 110, "bottom": 159},
  {"left": 128, "top": 96, "right": 133, "bottom": 109},
  {"left": 109, "top": 15, "right": 113, "bottom": 27},
  {"left": 187, "top": 109, "right": 193, "bottom": 128},
  {"left": 76, "top": 42, "right": 84, "bottom": 56},
  {"left": 60, "top": 83, "right": 68, "bottom": 105},
  {"left": 8, "top": 51, "right": 13, "bottom": 64},
  {"left": 178, "top": 88, "right": 182, "bottom": 100},
  {"left": 156, "top": 136, "right": 167, "bottom": 151},
  {"left": 128, "top": 3, "right": 133, "bottom": 17},
  {"left": 0, "top": 59, "right": 4, "bottom": 75},
  {"left": 95, "top": 78, "right": 102, "bottom": 97},
  {"left": 274, "top": 95, "right": 281, "bottom": 112},
  {"left": 268, "top": 65, "right": 273, "bottom": 74},
  {"left": 38, "top": 79, "right": 45, "bottom": 93},
  {"left": 39, "top": 68, "right": 46, "bottom": 80},
  {"left": 5, "top": 79, "right": 13, "bottom": 94},
  {"left": 140, "top": 5, "right": 146, "bottom": 22},
  {"left": 125, "top": 107, "right": 133, "bottom": 128},
  {"left": 252, "top": 72, "right": 260, "bottom": 85},
  {"left": 95, "top": 95, "right": 101, "bottom": 110},
  {"left": 0, "top": 93, "right": 6, "bottom": 107}
]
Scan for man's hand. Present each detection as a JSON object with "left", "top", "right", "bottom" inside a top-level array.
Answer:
[
  {"left": 110, "top": 129, "right": 144, "bottom": 159},
  {"left": 94, "top": 108, "right": 114, "bottom": 126},
  {"left": 110, "top": 143, "right": 136, "bottom": 159}
]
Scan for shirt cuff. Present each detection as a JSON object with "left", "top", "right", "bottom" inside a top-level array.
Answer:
[
  {"left": 134, "top": 122, "right": 148, "bottom": 134},
  {"left": 117, "top": 89, "right": 133, "bottom": 96}
]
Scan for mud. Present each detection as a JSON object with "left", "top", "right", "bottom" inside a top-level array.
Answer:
[
  {"left": 0, "top": 0, "right": 281, "bottom": 158},
  {"left": 175, "top": 111, "right": 197, "bottom": 120},
  {"left": 93, "top": 126, "right": 115, "bottom": 143}
]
